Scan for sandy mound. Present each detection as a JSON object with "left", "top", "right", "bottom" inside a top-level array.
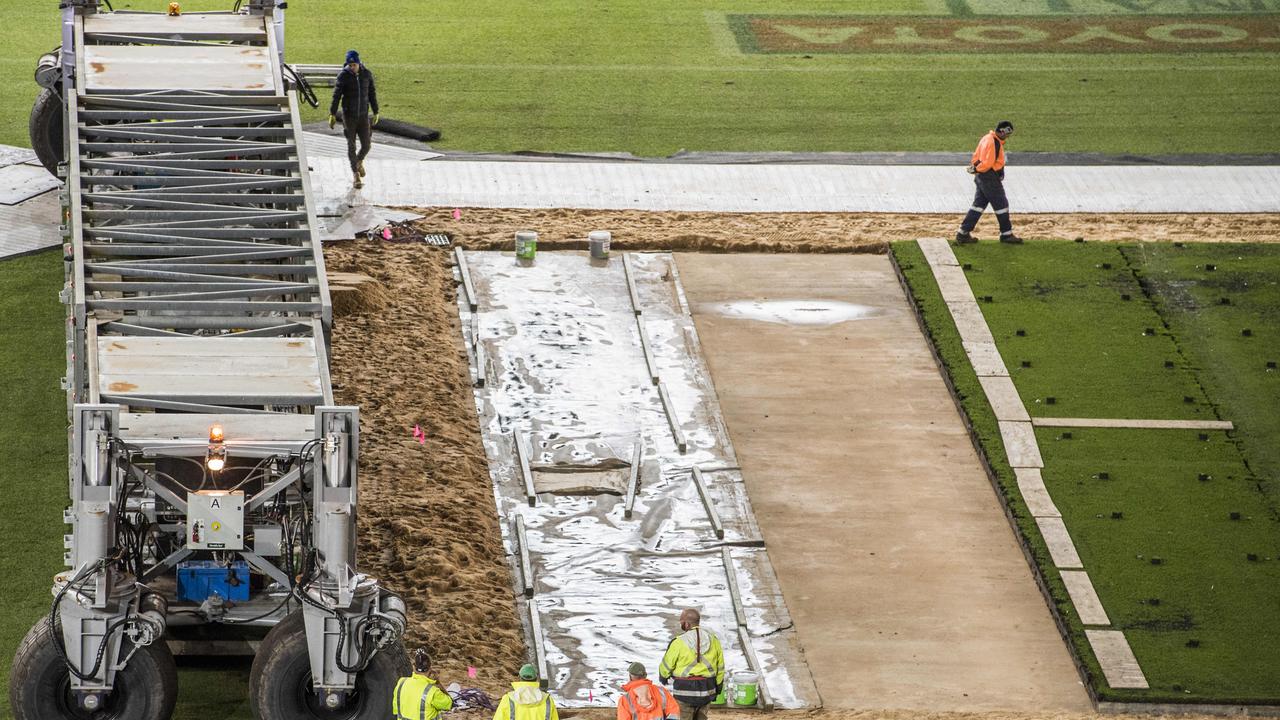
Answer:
[
  {"left": 325, "top": 242, "right": 525, "bottom": 694},
  {"left": 404, "top": 207, "right": 1280, "bottom": 251}
]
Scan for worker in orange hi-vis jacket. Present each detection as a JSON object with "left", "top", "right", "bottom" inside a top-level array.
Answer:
[{"left": 956, "top": 120, "right": 1023, "bottom": 245}]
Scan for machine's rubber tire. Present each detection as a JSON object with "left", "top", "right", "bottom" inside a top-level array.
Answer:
[
  {"left": 249, "top": 611, "right": 410, "bottom": 720},
  {"left": 29, "top": 87, "right": 64, "bottom": 178},
  {"left": 7, "top": 616, "right": 178, "bottom": 720}
]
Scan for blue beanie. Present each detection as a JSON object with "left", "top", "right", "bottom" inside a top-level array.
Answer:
[{"left": 345, "top": 50, "right": 360, "bottom": 65}]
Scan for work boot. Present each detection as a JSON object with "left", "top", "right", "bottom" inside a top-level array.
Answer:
[
  {"left": 955, "top": 231, "right": 977, "bottom": 244},
  {"left": 358, "top": 161, "right": 366, "bottom": 177},
  {"left": 999, "top": 233, "right": 1024, "bottom": 244},
  {"left": 353, "top": 172, "right": 363, "bottom": 189}
]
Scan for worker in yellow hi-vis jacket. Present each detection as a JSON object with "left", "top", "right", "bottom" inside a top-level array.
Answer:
[
  {"left": 392, "top": 650, "right": 453, "bottom": 720},
  {"left": 493, "top": 664, "right": 559, "bottom": 720},
  {"left": 658, "top": 609, "right": 725, "bottom": 720}
]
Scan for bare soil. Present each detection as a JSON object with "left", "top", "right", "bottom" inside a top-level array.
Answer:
[{"left": 324, "top": 207, "right": 1275, "bottom": 705}]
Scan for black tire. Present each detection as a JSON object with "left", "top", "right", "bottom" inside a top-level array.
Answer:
[
  {"left": 7, "top": 616, "right": 178, "bottom": 720},
  {"left": 29, "top": 87, "right": 64, "bottom": 178},
  {"left": 249, "top": 611, "right": 410, "bottom": 720}
]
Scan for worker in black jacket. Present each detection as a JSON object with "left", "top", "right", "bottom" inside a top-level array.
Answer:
[{"left": 329, "top": 50, "right": 379, "bottom": 188}]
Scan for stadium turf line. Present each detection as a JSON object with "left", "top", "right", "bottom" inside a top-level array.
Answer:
[{"left": 1, "top": 0, "right": 1279, "bottom": 155}]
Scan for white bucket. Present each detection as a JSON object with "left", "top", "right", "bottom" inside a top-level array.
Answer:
[{"left": 588, "top": 230, "right": 611, "bottom": 259}]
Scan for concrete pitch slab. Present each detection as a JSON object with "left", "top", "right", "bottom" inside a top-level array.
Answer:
[
  {"left": 1061, "top": 570, "right": 1110, "bottom": 626},
  {"left": 0, "top": 164, "right": 60, "bottom": 205},
  {"left": 1086, "top": 629, "right": 1150, "bottom": 690},
  {"left": 917, "top": 237, "right": 959, "bottom": 267},
  {"left": 999, "top": 420, "right": 1043, "bottom": 468},
  {"left": 947, "top": 301, "right": 995, "bottom": 345},
  {"left": 1036, "top": 516, "right": 1084, "bottom": 569},
  {"left": 0, "top": 191, "right": 60, "bottom": 260},
  {"left": 678, "top": 252, "right": 1089, "bottom": 712},
  {"left": 1032, "top": 417, "right": 1234, "bottom": 431},
  {"left": 980, "top": 375, "right": 1031, "bottom": 422},
  {"left": 963, "top": 341, "right": 1009, "bottom": 377},
  {"left": 1014, "top": 468, "right": 1060, "bottom": 518}
]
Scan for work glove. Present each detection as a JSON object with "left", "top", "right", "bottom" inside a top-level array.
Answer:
[
  {"left": 372, "top": 113, "right": 380, "bottom": 126},
  {"left": 965, "top": 164, "right": 977, "bottom": 175},
  {"left": 998, "top": 168, "right": 1005, "bottom": 180},
  {"left": 328, "top": 114, "right": 336, "bottom": 129}
]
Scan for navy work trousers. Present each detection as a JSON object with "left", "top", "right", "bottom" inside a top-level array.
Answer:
[{"left": 959, "top": 173, "right": 1013, "bottom": 237}]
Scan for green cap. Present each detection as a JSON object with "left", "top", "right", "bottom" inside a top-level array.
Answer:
[
  {"left": 519, "top": 664, "right": 538, "bottom": 680},
  {"left": 627, "top": 662, "right": 647, "bottom": 677}
]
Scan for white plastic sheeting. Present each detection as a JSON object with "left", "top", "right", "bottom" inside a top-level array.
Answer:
[{"left": 460, "top": 251, "right": 818, "bottom": 708}]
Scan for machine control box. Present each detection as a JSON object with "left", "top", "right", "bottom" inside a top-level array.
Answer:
[{"left": 186, "top": 491, "right": 245, "bottom": 550}]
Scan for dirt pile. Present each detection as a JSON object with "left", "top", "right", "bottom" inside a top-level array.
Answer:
[
  {"left": 405, "top": 207, "right": 1280, "bottom": 250},
  {"left": 328, "top": 271, "right": 388, "bottom": 317},
  {"left": 324, "top": 241, "right": 525, "bottom": 694}
]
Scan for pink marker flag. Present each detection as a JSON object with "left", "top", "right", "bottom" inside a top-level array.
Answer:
[
  {"left": 467, "top": 666, "right": 478, "bottom": 679},
  {"left": 381, "top": 227, "right": 393, "bottom": 240},
  {"left": 412, "top": 425, "right": 426, "bottom": 444},
  {"left": 451, "top": 208, "right": 462, "bottom": 220}
]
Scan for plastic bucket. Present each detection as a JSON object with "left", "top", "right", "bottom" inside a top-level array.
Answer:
[
  {"left": 712, "top": 686, "right": 727, "bottom": 706},
  {"left": 731, "top": 671, "right": 758, "bottom": 707},
  {"left": 515, "top": 231, "right": 538, "bottom": 266},
  {"left": 588, "top": 230, "right": 611, "bottom": 259}
]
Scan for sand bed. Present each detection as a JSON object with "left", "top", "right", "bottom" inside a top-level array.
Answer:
[{"left": 405, "top": 208, "right": 1280, "bottom": 251}]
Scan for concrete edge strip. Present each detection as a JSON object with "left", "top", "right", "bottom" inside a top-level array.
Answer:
[
  {"left": 962, "top": 341, "right": 1010, "bottom": 378},
  {"left": 998, "top": 420, "right": 1044, "bottom": 469},
  {"left": 1061, "top": 570, "right": 1110, "bottom": 626},
  {"left": 1013, "top": 467, "right": 1061, "bottom": 518},
  {"left": 1085, "top": 630, "right": 1150, "bottom": 690},
  {"left": 624, "top": 438, "right": 642, "bottom": 520},
  {"left": 692, "top": 466, "right": 725, "bottom": 540},
  {"left": 514, "top": 433, "right": 537, "bottom": 507},
  {"left": 736, "top": 625, "right": 775, "bottom": 711},
  {"left": 918, "top": 237, "right": 960, "bottom": 267},
  {"left": 657, "top": 381, "right": 688, "bottom": 454},
  {"left": 529, "top": 598, "right": 551, "bottom": 690},
  {"left": 722, "top": 547, "right": 749, "bottom": 628},
  {"left": 623, "top": 253, "right": 643, "bottom": 316},
  {"left": 1032, "top": 417, "right": 1234, "bottom": 430},
  {"left": 979, "top": 375, "right": 1031, "bottom": 422},
  {"left": 453, "top": 247, "right": 478, "bottom": 312},
  {"left": 1035, "top": 516, "right": 1083, "bottom": 570},
  {"left": 471, "top": 313, "right": 488, "bottom": 388},
  {"left": 513, "top": 513, "right": 534, "bottom": 599},
  {"left": 637, "top": 316, "right": 661, "bottom": 385}
]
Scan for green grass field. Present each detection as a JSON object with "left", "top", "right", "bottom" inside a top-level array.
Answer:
[
  {"left": 1, "top": 0, "right": 1279, "bottom": 155},
  {"left": 892, "top": 240, "right": 1280, "bottom": 703}
]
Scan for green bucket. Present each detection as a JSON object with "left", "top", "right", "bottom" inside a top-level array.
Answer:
[
  {"left": 731, "top": 671, "right": 758, "bottom": 707},
  {"left": 515, "top": 231, "right": 537, "bottom": 266},
  {"left": 712, "top": 686, "right": 727, "bottom": 706}
]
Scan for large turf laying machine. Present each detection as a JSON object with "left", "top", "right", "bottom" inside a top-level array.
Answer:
[{"left": 9, "top": 2, "right": 411, "bottom": 718}]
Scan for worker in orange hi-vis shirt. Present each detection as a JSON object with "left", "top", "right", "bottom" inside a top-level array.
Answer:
[{"left": 956, "top": 120, "right": 1023, "bottom": 245}]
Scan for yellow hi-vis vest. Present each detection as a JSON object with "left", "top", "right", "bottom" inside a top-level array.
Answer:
[
  {"left": 659, "top": 626, "right": 725, "bottom": 686},
  {"left": 493, "top": 682, "right": 559, "bottom": 720},
  {"left": 392, "top": 674, "right": 452, "bottom": 720}
]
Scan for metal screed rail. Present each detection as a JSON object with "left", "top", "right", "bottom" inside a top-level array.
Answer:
[{"left": 8, "top": 2, "right": 409, "bottom": 718}]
